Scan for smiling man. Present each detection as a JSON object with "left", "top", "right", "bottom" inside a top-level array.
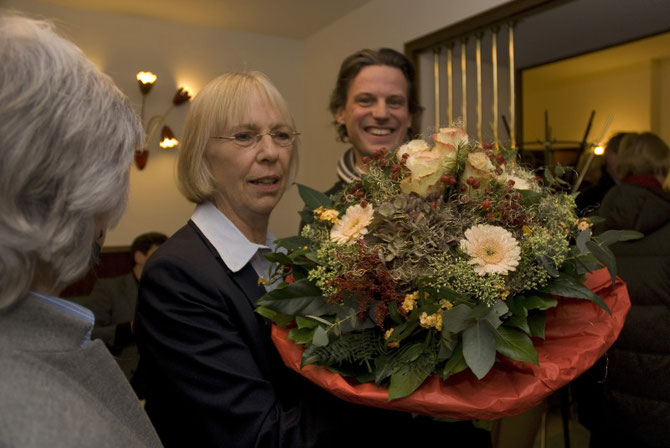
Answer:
[{"left": 327, "top": 48, "right": 423, "bottom": 195}]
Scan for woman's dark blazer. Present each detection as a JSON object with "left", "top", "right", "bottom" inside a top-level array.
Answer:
[
  {"left": 135, "top": 221, "right": 492, "bottom": 448},
  {"left": 134, "top": 221, "right": 344, "bottom": 448}
]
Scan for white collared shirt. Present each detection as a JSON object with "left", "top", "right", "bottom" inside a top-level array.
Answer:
[{"left": 191, "top": 202, "right": 277, "bottom": 291}]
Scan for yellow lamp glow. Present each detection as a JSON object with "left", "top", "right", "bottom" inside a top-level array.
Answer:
[
  {"left": 160, "top": 138, "right": 179, "bottom": 149},
  {"left": 137, "top": 71, "right": 157, "bottom": 95},
  {"left": 159, "top": 125, "right": 179, "bottom": 149},
  {"left": 593, "top": 145, "right": 605, "bottom": 156}
]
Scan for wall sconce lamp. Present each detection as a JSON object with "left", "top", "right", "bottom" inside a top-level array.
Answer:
[{"left": 134, "top": 71, "right": 192, "bottom": 170}]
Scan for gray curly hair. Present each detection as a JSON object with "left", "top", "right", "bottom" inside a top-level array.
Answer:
[{"left": 0, "top": 12, "right": 143, "bottom": 308}]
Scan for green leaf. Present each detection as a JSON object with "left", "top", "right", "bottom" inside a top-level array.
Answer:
[
  {"left": 312, "top": 326, "right": 329, "bottom": 347},
  {"left": 441, "top": 342, "right": 468, "bottom": 379},
  {"left": 288, "top": 327, "right": 316, "bottom": 344},
  {"left": 334, "top": 306, "right": 375, "bottom": 333},
  {"left": 595, "top": 229, "right": 643, "bottom": 246},
  {"left": 518, "top": 189, "right": 543, "bottom": 206},
  {"left": 275, "top": 236, "right": 311, "bottom": 251},
  {"left": 434, "top": 285, "right": 471, "bottom": 303},
  {"left": 504, "top": 313, "right": 530, "bottom": 335},
  {"left": 462, "top": 320, "right": 497, "bottom": 380},
  {"left": 575, "top": 229, "right": 592, "bottom": 254},
  {"left": 482, "top": 300, "right": 508, "bottom": 329},
  {"left": 298, "top": 208, "right": 314, "bottom": 224},
  {"left": 541, "top": 275, "right": 611, "bottom": 314},
  {"left": 388, "top": 301, "right": 402, "bottom": 324},
  {"left": 494, "top": 326, "right": 538, "bottom": 364},
  {"left": 388, "top": 344, "right": 435, "bottom": 400},
  {"left": 388, "top": 363, "right": 431, "bottom": 400},
  {"left": 256, "top": 279, "right": 338, "bottom": 316},
  {"left": 255, "top": 306, "right": 295, "bottom": 328},
  {"left": 527, "top": 311, "right": 547, "bottom": 339},
  {"left": 297, "top": 183, "right": 333, "bottom": 210},
  {"left": 295, "top": 316, "right": 319, "bottom": 329},
  {"left": 573, "top": 252, "right": 602, "bottom": 274},
  {"left": 442, "top": 304, "right": 474, "bottom": 334},
  {"left": 264, "top": 252, "right": 293, "bottom": 265},
  {"left": 521, "top": 295, "right": 557, "bottom": 311},
  {"left": 586, "top": 240, "right": 617, "bottom": 285}
]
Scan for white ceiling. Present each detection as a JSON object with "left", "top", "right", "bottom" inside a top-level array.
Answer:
[{"left": 36, "top": 0, "right": 373, "bottom": 38}]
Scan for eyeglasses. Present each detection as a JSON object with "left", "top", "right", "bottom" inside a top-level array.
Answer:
[{"left": 211, "top": 130, "right": 300, "bottom": 148}]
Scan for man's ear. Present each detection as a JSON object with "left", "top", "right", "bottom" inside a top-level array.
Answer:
[{"left": 335, "top": 108, "right": 345, "bottom": 125}]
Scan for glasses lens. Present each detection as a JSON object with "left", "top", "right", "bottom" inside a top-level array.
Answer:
[
  {"left": 232, "top": 132, "right": 255, "bottom": 147},
  {"left": 271, "top": 132, "right": 294, "bottom": 146}
]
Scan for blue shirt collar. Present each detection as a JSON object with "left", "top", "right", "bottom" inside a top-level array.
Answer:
[{"left": 29, "top": 291, "right": 94, "bottom": 347}]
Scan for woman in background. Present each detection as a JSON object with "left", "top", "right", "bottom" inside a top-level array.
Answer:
[
  {"left": 0, "top": 12, "right": 161, "bottom": 448},
  {"left": 587, "top": 132, "right": 670, "bottom": 447}
]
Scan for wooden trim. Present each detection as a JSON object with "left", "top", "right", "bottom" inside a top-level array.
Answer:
[
  {"left": 404, "top": 0, "right": 563, "bottom": 58},
  {"left": 404, "top": 0, "right": 568, "bottom": 135}
]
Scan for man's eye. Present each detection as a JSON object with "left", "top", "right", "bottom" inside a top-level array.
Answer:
[
  {"left": 356, "top": 97, "right": 373, "bottom": 106},
  {"left": 233, "top": 132, "right": 254, "bottom": 142},
  {"left": 388, "top": 97, "right": 406, "bottom": 108}
]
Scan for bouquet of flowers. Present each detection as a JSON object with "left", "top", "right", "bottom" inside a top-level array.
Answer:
[{"left": 257, "top": 128, "right": 638, "bottom": 403}]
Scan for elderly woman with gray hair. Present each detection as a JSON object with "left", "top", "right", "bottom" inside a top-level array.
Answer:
[{"left": 0, "top": 12, "right": 161, "bottom": 448}]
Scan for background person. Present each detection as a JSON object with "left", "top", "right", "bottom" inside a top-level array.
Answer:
[
  {"left": 581, "top": 132, "right": 670, "bottom": 447},
  {"left": 326, "top": 47, "right": 423, "bottom": 195},
  {"left": 85, "top": 232, "right": 167, "bottom": 380},
  {"left": 0, "top": 12, "right": 161, "bottom": 448}
]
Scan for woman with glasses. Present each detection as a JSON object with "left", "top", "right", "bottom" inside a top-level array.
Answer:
[{"left": 134, "top": 72, "right": 338, "bottom": 448}]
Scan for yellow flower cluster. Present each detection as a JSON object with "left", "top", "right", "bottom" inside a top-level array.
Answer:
[
  {"left": 419, "top": 299, "right": 454, "bottom": 331},
  {"left": 401, "top": 291, "right": 419, "bottom": 313},
  {"left": 419, "top": 311, "right": 443, "bottom": 330},
  {"left": 313, "top": 206, "right": 340, "bottom": 224},
  {"left": 384, "top": 328, "right": 399, "bottom": 348},
  {"left": 575, "top": 217, "right": 593, "bottom": 232}
]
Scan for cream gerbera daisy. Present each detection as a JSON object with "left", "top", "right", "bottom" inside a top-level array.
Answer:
[
  {"left": 460, "top": 224, "right": 521, "bottom": 276},
  {"left": 330, "top": 204, "right": 374, "bottom": 245}
]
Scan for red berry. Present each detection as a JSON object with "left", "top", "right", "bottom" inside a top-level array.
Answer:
[
  {"left": 472, "top": 180, "right": 480, "bottom": 189},
  {"left": 460, "top": 185, "right": 467, "bottom": 192},
  {"left": 431, "top": 201, "right": 437, "bottom": 208},
  {"left": 495, "top": 167, "right": 504, "bottom": 175},
  {"left": 362, "top": 156, "right": 370, "bottom": 164},
  {"left": 508, "top": 179, "right": 516, "bottom": 187},
  {"left": 466, "top": 176, "right": 475, "bottom": 186},
  {"left": 440, "top": 174, "right": 449, "bottom": 183},
  {"left": 481, "top": 199, "right": 491, "bottom": 210},
  {"left": 486, "top": 213, "right": 496, "bottom": 222},
  {"left": 485, "top": 187, "right": 492, "bottom": 194},
  {"left": 360, "top": 200, "right": 368, "bottom": 208},
  {"left": 402, "top": 153, "right": 409, "bottom": 159},
  {"left": 496, "top": 155, "right": 505, "bottom": 165},
  {"left": 483, "top": 143, "right": 493, "bottom": 149},
  {"left": 448, "top": 176, "right": 457, "bottom": 185}
]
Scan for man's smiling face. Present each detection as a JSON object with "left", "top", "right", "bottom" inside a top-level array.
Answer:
[{"left": 336, "top": 65, "right": 411, "bottom": 165}]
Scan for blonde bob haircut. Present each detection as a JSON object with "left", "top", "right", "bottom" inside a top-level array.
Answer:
[
  {"left": 615, "top": 132, "right": 670, "bottom": 183},
  {"left": 178, "top": 71, "right": 298, "bottom": 204}
]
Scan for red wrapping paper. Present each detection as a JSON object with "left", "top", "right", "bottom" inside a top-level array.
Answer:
[{"left": 271, "top": 268, "right": 630, "bottom": 420}]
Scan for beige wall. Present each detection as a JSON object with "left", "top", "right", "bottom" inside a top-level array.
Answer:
[{"left": 4, "top": 0, "right": 507, "bottom": 245}]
